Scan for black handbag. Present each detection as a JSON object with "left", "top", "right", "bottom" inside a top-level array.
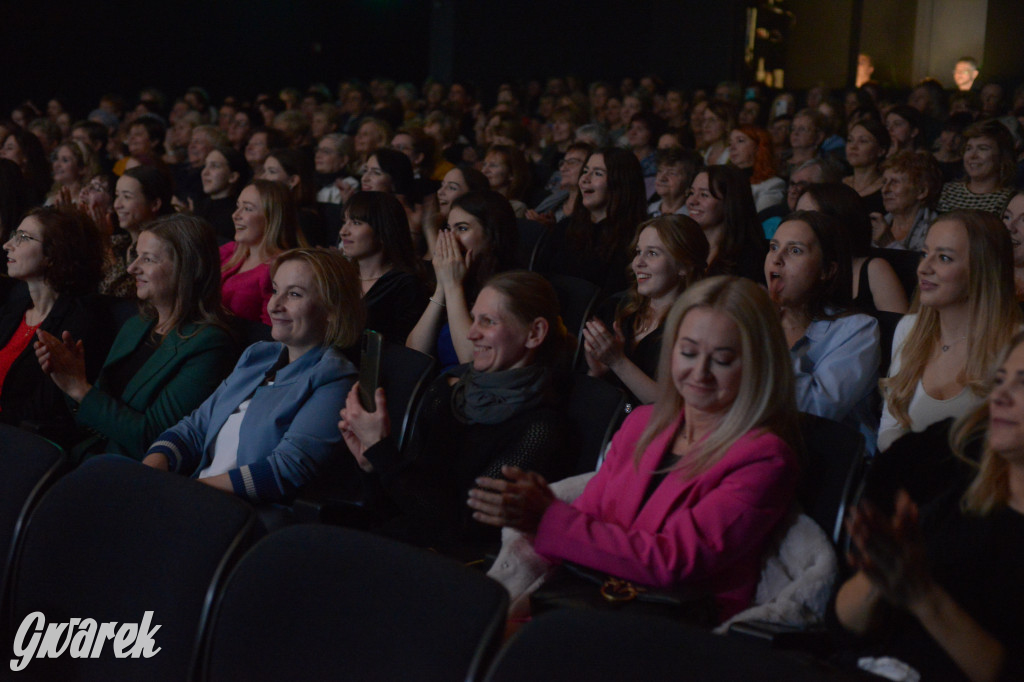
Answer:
[{"left": 530, "top": 561, "right": 718, "bottom": 627}]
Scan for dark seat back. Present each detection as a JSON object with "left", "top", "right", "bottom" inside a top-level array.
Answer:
[
  {"left": 566, "top": 374, "right": 628, "bottom": 476},
  {"left": 516, "top": 218, "right": 547, "bottom": 270},
  {"left": 199, "top": 525, "right": 507, "bottom": 682},
  {"left": 0, "top": 427, "right": 68, "bottom": 646},
  {"left": 484, "top": 610, "right": 842, "bottom": 681},
  {"left": 5, "top": 456, "right": 258, "bottom": 681},
  {"left": 870, "top": 247, "right": 919, "bottom": 302},
  {"left": 545, "top": 274, "right": 601, "bottom": 370},
  {"left": 796, "top": 413, "right": 866, "bottom": 547}
]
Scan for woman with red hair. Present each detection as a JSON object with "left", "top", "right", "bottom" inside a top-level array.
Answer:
[{"left": 728, "top": 126, "right": 785, "bottom": 212}]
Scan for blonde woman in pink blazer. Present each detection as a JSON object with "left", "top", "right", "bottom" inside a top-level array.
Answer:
[{"left": 470, "top": 276, "right": 801, "bottom": 622}]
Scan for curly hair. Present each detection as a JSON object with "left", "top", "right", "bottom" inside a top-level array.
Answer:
[{"left": 25, "top": 207, "right": 104, "bottom": 295}]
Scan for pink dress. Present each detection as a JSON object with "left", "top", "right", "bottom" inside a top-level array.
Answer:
[
  {"left": 533, "top": 405, "right": 798, "bottom": 621},
  {"left": 219, "top": 242, "right": 272, "bottom": 325}
]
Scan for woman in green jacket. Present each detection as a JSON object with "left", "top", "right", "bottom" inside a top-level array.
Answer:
[{"left": 36, "top": 213, "right": 237, "bottom": 461}]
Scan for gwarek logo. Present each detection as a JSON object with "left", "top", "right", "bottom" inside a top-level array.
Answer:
[{"left": 10, "top": 611, "right": 161, "bottom": 672}]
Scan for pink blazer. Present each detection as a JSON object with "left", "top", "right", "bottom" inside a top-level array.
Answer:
[
  {"left": 220, "top": 242, "right": 272, "bottom": 325},
  {"left": 534, "top": 405, "right": 798, "bottom": 621}
]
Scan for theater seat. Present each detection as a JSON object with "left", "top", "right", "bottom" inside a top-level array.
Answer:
[
  {"left": 0, "top": 426, "right": 69, "bottom": 647},
  {"left": 4, "top": 455, "right": 259, "bottom": 681},
  {"left": 483, "top": 610, "right": 847, "bottom": 681},
  {"left": 198, "top": 525, "right": 507, "bottom": 682}
]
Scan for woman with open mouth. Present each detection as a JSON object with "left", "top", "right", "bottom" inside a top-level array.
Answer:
[{"left": 766, "top": 210, "right": 881, "bottom": 449}]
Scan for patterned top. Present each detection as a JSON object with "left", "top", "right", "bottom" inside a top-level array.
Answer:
[{"left": 936, "top": 181, "right": 1015, "bottom": 215}]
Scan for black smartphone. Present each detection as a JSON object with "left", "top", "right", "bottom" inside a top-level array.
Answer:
[{"left": 358, "top": 330, "right": 383, "bottom": 412}]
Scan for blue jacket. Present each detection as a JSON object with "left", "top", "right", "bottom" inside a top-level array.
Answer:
[{"left": 147, "top": 342, "right": 356, "bottom": 502}]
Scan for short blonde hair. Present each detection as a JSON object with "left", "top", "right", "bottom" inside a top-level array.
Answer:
[
  {"left": 270, "top": 248, "right": 364, "bottom": 349},
  {"left": 634, "top": 276, "right": 800, "bottom": 476}
]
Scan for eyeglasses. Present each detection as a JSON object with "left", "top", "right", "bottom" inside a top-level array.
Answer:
[{"left": 8, "top": 231, "right": 41, "bottom": 246}]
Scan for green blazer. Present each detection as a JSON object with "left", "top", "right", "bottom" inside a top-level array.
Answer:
[{"left": 72, "top": 315, "right": 238, "bottom": 462}]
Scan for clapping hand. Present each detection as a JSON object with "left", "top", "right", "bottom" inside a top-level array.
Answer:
[
  {"left": 846, "top": 490, "right": 933, "bottom": 610},
  {"left": 468, "top": 465, "right": 554, "bottom": 533},
  {"left": 35, "top": 329, "right": 91, "bottom": 402}
]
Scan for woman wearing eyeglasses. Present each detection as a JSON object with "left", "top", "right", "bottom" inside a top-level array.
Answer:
[{"left": 0, "top": 208, "right": 113, "bottom": 447}]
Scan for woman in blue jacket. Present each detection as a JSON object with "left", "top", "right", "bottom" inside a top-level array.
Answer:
[{"left": 142, "top": 248, "right": 361, "bottom": 503}]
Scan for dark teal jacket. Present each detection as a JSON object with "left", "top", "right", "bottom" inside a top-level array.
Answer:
[{"left": 72, "top": 315, "right": 237, "bottom": 461}]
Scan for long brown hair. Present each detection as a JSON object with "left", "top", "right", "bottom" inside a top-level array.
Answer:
[
  {"left": 139, "top": 214, "right": 229, "bottom": 335},
  {"left": 616, "top": 215, "right": 708, "bottom": 335}
]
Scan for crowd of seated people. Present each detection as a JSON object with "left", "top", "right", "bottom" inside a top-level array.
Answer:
[{"left": 2, "top": 67, "right": 1024, "bottom": 679}]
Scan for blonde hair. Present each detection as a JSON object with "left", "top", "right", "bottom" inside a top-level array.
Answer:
[
  {"left": 882, "top": 211, "right": 1021, "bottom": 428},
  {"left": 221, "top": 179, "right": 306, "bottom": 273},
  {"left": 953, "top": 332, "right": 1024, "bottom": 515},
  {"left": 633, "top": 276, "right": 800, "bottom": 476},
  {"left": 270, "top": 248, "right": 364, "bottom": 349}
]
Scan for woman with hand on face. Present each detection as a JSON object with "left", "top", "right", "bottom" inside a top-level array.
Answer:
[
  {"left": 1002, "top": 192, "right": 1024, "bottom": 300},
  {"left": 422, "top": 164, "right": 489, "bottom": 260},
  {"left": 406, "top": 190, "right": 518, "bottom": 369},
  {"left": 797, "top": 183, "right": 909, "bottom": 315},
  {"left": 469, "top": 276, "right": 801, "bottom": 623},
  {"left": 878, "top": 211, "right": 1022, "bottom": 452},
  {"left": 339, "top": 191, "right": 427, "bottom": 344},
  {"left": 220, "top": 180, "right": 305, "bottom": 325},
  {"left": 584, "top": 215, "right": 708, "bottom": 406},
  {"left": 728, "top": 126, "right": 785, "bottom": 212},
  {"left": 340, "top": 271, "right": 572, "bottom": 554},
  {"left": 195, "top": 145, "right": 248, "bottom": 244},
  {"left": 0, "top": 208, "right": 113, "bottom": 447},
  {"left": 842, "top": 118, "right": 890, "bottom": 215},
  {"left": 36, "top": 215, "right": 237, "bottom": 462},
  {"left": 937, "top": 119, "right": 1018, "bottom": 216},
  {"left": 836, "top": 334, "right": 1024, "bottom": 682},
  {"left": 870, "top": 150, "right": 943, "bottom": 252},
  {"left": 143, "top": 248, "right": 360, "bottom": 504},
  {"left": 766, "top": 210, "right": 882, "bottom": 448},
  {"left": 685, "top": 165, "right": 766, "bottom": 283}
]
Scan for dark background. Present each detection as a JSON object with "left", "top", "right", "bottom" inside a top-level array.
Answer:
[{"left": 1, "top": 0, "right": 1020, "bottom": 117}]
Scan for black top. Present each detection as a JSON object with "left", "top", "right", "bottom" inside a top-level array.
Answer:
[
  {"left": 860, "top": 189, "right": 885, "bottom": 216},
  {"left": 708, "top": 236, "right": 768, "bottom": 286},
  {"left": 837, "top": 488, "right": 1024, "bottom": 682},
  {"left": 594, "top": 294, "right": 664, "bottom": 406},
  {"left": 0, "top": 287, "right": 115, "bottom": 448},
  {"left": 194, "top": 195, "right": 238, "bottom": 244},
  {"left": 852, "top": 257, "right": 878, "bottom": 316},
  {"left": 363, "top": 269, "right": 428, "bottom": 345},
  {"left": 363, "top": 373, "right": 568, "bottom": 557},
  {"left": 534, "top": 218, "right": 631, "bottom": 300}
]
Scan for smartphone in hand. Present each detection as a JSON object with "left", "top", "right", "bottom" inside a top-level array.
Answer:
[{"left": 358, "top": 330, "right": 383, "bottom": 412}]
